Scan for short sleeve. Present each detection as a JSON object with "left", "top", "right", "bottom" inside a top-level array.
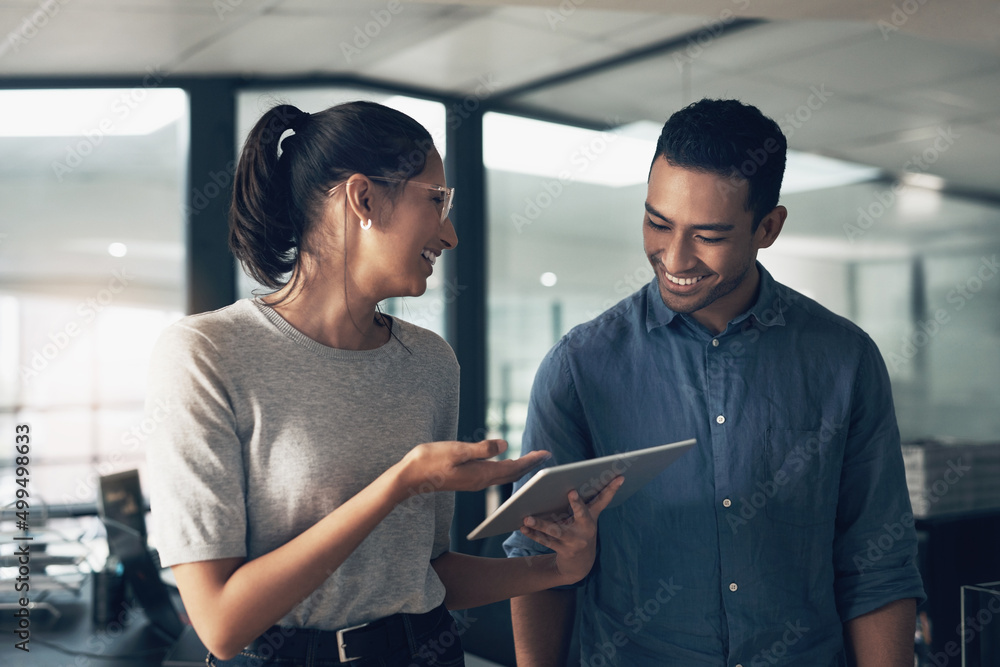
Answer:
[
  {"left": 503, "top": 340, "right": 593, "bottom": 559},
  {"left": 145, "top": 322, "right": 249, "bottom": 567},
  {"left": 431, "top": 349, "right": 460, "bottom": 559},
  {"left": 833, "top": 337, "right": 926, "bottom": 619}
]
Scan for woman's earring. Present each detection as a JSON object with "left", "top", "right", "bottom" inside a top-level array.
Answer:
[{"left": 361, "top": 218, "right": 372, "bottom": 230}]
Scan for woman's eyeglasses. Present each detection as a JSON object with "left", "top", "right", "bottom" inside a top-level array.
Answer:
[{"left": 327, "top": 177, "right": 455, "bottom": 225}]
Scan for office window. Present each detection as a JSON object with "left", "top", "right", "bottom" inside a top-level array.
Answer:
[
  {"left": 0, "top": 88, "right": 188, "bottom": 507},
  {"left": 235, "top": 88, "right": 450, "bottom": 340},
  {"left": 485, "top": 113, "right": 657, "bottom": 454}
]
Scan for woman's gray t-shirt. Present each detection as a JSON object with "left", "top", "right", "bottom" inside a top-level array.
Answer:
[{"left": 145, "top": 298, "right": 459, "bottom": 630}]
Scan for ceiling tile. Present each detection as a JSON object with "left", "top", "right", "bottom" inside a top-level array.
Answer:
[
  {"left": 865, "top": 70, "right": 1000, "bottom": 121},
  {"left": 0, "top": 6, "right": 235, "bottom": 74},
  {"left": 691, "top": 20, "right": 880, "bottom": 71},
  {"left": 837, "top": 122, "right": 1000, "bottom": 195},
  {"left": 357, "top": 13, "right": 619, "bottom": 94},
  {"left": 493, "top": 5, "right": 664, "bottom": 39},
  {"left": 601, "top": 14, "right": 720, "bottom": 49},
  {"left": 173, "top": 5, "right": 459, "bottom": 74},
  {"left": 760, "top": 31, "right": 1000, "bottom": 95}
]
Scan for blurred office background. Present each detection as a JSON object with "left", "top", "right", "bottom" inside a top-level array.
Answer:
[{"left": 1, "top": 1, "right": 999, "bottom": 664}]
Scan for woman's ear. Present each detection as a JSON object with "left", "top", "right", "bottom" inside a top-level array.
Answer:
[{"left": 342, "top": 174, "right": 376, "bottom": 225}]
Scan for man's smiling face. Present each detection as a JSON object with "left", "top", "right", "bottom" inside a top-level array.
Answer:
[{"left": 642, "top": 157, "right": 784, "bottom": 334}]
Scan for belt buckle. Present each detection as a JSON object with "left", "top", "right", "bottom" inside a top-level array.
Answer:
[{"left": 336, "top": 621, "right": 369, "bottom": 662}]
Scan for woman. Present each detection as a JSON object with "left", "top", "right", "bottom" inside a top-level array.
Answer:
[{"left": 145, "top": 101, "right": 621, "bottom": 666}]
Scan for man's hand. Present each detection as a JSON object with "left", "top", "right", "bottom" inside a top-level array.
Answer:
[{"left": 519, "top": 477, "right": 624, "bottom": 585}]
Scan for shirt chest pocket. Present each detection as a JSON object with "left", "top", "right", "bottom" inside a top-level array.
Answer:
[{"left": 762, "top": 428, "right": 842, "bottom": 527}]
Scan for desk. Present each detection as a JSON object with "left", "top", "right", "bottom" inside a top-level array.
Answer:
[{"left": 0, "top": 574, "right": 175, "bottom": 667}]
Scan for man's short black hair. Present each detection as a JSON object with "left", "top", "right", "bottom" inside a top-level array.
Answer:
[{"left": 653, "top": 98, "right": 786, "bottom": 230}]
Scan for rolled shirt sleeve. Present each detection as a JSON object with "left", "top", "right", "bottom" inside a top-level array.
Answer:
[{"left": 833, "top": 336, "right": 926, "bottom": 620}]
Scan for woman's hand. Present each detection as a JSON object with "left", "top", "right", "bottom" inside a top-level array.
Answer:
[
  {"left": 519, "top": 476, "right": 624, "bottom": 586},
  {"left": 396, "top": 439, "right": 550, "bottom": 498}
]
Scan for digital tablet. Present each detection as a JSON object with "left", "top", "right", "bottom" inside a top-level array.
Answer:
[{"left": 466, "top": 438, "right": 696, "bottom": 540}]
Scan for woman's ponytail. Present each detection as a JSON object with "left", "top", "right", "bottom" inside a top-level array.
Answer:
[{"left": 229, "top": 104, "right": 309, "bottom": 289}]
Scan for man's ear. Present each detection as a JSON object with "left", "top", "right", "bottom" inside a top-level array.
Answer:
[{"left": 754, "top": 205, "right": 787, "bottom": 250}]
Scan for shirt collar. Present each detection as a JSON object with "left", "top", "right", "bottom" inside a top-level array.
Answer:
[
  {"left": 645, "top": 261, "right": 788, "bottom": 333},
  {"left": 747, "top": 263, "right": 787, "bottom": 328}
]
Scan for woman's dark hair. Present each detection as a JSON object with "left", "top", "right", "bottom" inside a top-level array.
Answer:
[
  {"left": 653, "top": 98, "right": 786, "bottom": 230},
  {"left": 229, "top": 100, "right": 435, "bottom": 289}
]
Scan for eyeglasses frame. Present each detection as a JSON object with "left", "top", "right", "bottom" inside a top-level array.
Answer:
[{"left": 326, "top": 176, "right": 454, "bottom": 225}]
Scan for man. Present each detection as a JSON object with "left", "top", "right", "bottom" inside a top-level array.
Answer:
[{"left": 504, "top": 98, "right": 924, "bottom": 666}]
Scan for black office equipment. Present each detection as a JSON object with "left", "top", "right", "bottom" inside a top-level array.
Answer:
[{"left": 97, "top": 470, "right": 208, "bottom": 666}]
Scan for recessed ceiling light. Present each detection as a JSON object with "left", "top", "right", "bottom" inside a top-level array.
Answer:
[
  {"left": 540, "top": 272, "right": 558, "bottom": 287},
  {"left": 781, "top": 152, "right": 881, "bottom": 194},
  {"left": 108, "top": 242, "right": 127, "bottom": 257}
]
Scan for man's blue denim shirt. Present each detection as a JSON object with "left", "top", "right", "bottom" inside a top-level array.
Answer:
[{"left": 504, "top": 263, "right": 925, "bottom": 666}]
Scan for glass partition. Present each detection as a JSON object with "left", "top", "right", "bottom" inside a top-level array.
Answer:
[
  {"left": 485, "top": 112, "right": 656, "bottom": 455},
  {"left": 0, "top": 88, "right": 188, "bottom": 507}
]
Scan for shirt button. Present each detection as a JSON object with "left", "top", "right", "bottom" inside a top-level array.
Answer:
[
  {"left": 716, "top": 415, "right": 726, "bottom": 424},
  {"left": 723, "top": 498, "right": 732, "bottom": 508},
  {"left": 729, "top": 582, "right": 738, "bottom": 592},
  {"left": 712, "top": 338, "right": 720, "bottom": 347}
]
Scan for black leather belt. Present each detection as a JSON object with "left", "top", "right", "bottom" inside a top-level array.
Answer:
[{"left": 247, "top": 604, "right": 447, "bottom": 663}]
